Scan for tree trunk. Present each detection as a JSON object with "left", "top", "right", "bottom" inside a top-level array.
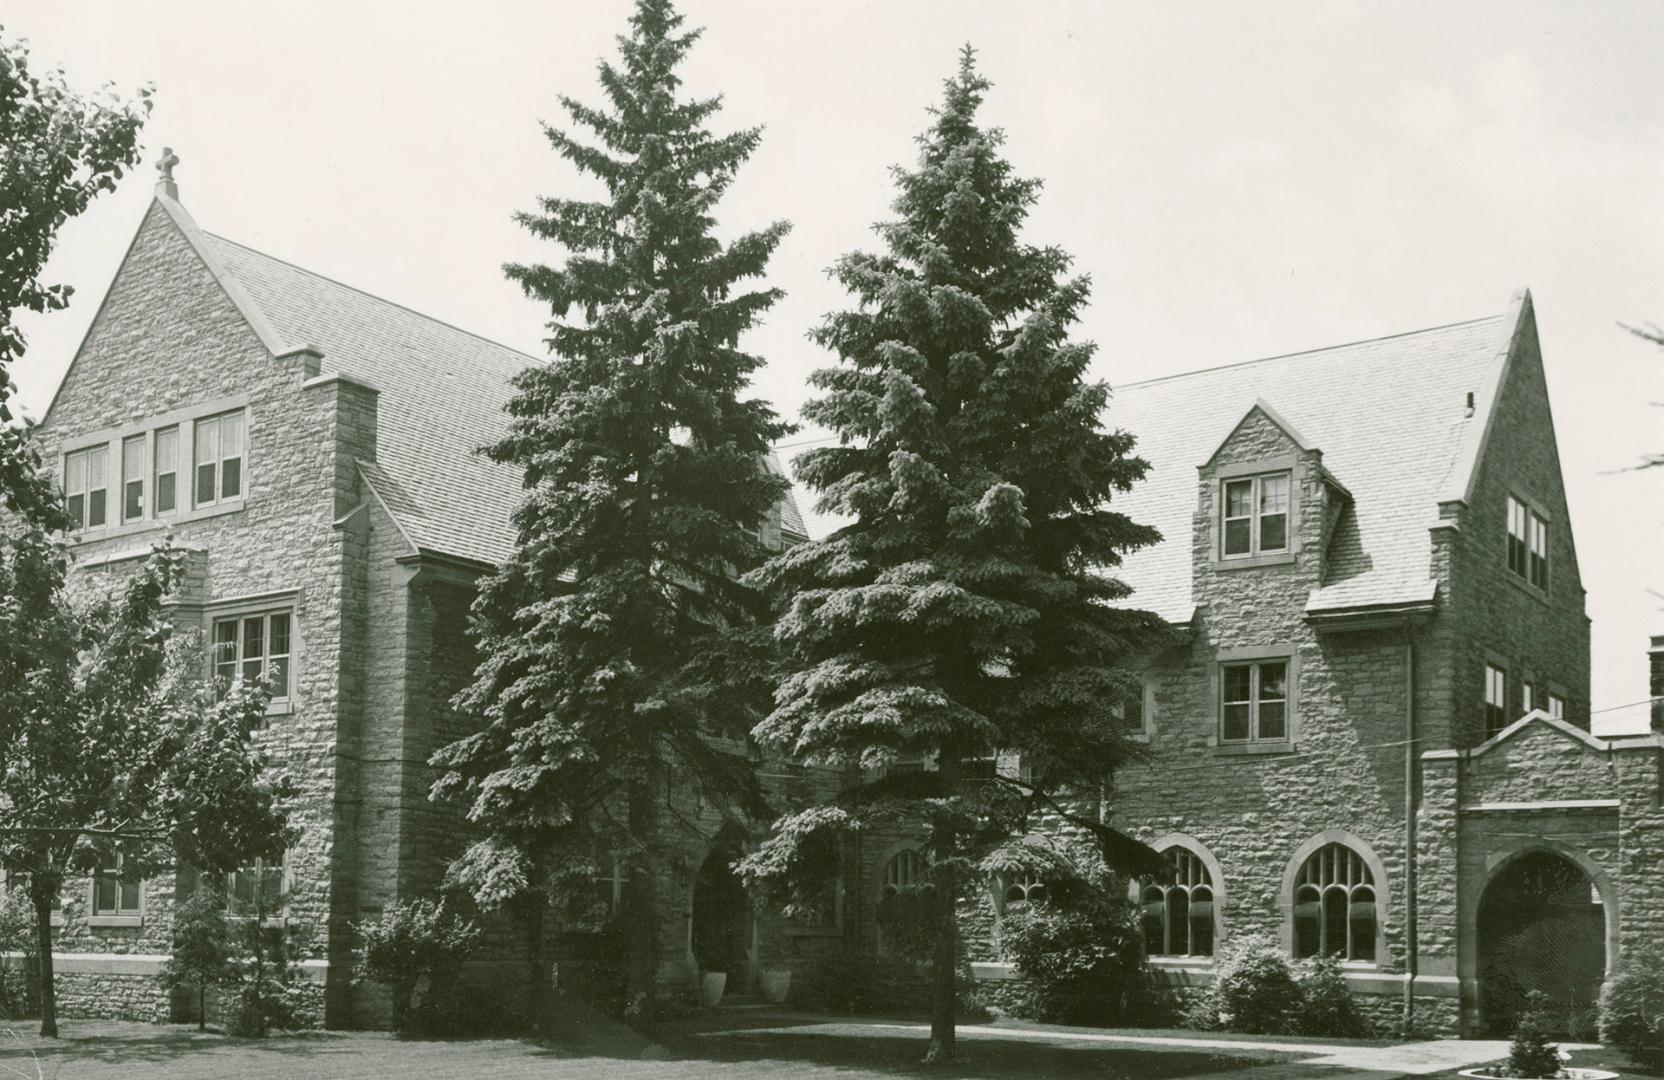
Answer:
[
  {"left": 199, "top": 982, "right": 206, "bottom": 1033},
  {"left": 924, "top": 767, "right": 959, "bottom": 1066},
  {"left": 626, "top": 780, "right": 660, "bottom": 1014},
  {"left": 33, "top": 893, "right": 56, "bottom": 1038},
  {"left": 524, "top": 890, "right": 547, "bottom": 1034}
]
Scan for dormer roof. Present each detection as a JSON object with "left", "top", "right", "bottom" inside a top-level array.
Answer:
[{"left": 1107, "top": 301, "right": 1525, "bottom": 622}]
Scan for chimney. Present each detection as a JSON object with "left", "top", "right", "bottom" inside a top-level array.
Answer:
[
  {"left": 155, "top": 147, "right": 180, "bottom": 200},
  {"left": 1650, "top": 634, "right": 1664, "bottom": 733}
]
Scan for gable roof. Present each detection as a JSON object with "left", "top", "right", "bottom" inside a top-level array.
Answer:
[
  {"left": 1107, "top": 302, "right": 1522, "bottom": 622},
  {"left": 129, "top": 195, "right": 802, "bottom": 568}
]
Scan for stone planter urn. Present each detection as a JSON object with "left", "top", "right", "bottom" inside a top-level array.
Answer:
[
  {"left": 1457, "top": 1069, "right": 1618, "bottom": 1079},
  {"left": 759, "top": 968, "right": 792, "bottom": 1004},
  {"left": 700, "top": 971, "right": 727, "bottom": 1007}
]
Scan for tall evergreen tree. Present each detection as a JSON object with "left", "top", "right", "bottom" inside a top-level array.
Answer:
[
  {"left": 738, "top": 50, "right": 1168, "bottom": 1063},
  {"left": 430, "top": 0, "right": 789, "bottom": 1022}
]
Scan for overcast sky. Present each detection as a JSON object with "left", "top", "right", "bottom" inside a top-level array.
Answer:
[{"left": 7, "top": 0, "right": 1661, "bottom": 730}]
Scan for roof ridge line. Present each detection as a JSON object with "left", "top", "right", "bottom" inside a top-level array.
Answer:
[
  {"left": 1117, "top": 313, "right": 1506, "bottom": 390},
  {"left": 202, "top": 231, "right": 547, "bottom": 366}
]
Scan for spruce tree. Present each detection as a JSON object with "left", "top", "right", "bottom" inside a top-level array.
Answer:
[
  {"left": 430, "top": 0, "right": 789, "bottom": 1023},
  {"left": 738, "top": 49, "right": 1167, "bottom": 1063}
]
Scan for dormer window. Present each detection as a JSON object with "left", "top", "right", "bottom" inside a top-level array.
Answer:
[{"left": 1222, "top": 471, "right": 1290, "bottom": 558}]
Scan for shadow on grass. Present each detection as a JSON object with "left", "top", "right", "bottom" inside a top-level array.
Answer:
[{"left": 0, "top": 1026, "right": 381, "bottom": 1067}]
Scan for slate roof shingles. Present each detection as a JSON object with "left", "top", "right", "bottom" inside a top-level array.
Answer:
[
  {"left": 1104, "top": 314, "right": 1509, "bottom": 623},
  {"left": 207, "top": 233, "right": 805, "bottom": 566}
]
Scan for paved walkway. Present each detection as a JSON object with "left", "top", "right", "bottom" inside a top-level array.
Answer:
[{"left": 696, "top": 1016, "right": 1593, "bottom": 1079}]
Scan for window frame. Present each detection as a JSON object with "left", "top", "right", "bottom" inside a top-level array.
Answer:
[
  {"left": 1213, "top": 647, "right": 1298, "bottom": 753},
  {"left": 53, "top": 395, "right": 251, "bottom": 542},
  {"left": 1506, "top": 493, "right": 1552, "bottom": 593},
  {"left": 63, "top": 444, "right": 110, "bottom": 531},
  {"left": 120, "top": 433, "right": 147, "bottom": 523},
  {"left": 1112, "top": 676, "right": 1154, "bottom": 741},
  {"left": 1547, "top": 693, "right": 1566, "bottom": 722},
  {"left": 88, "top": 853, "right": 144, "bottom": 926},
  {"left": 1140, "top": 845, "right": 1219, "bottom": 960},
  {"left": 224, "top": 855, "right": 288, "bottom": 923},
  {"left": 1282, "top": 832, "right": 1386, "bottom": 968},
  {"left": 212, "top": 609, "right": 295, "bottom": 708},
  {"left": 1484, "top": 663, "right": 1509, "bottom": 737},
  {"left": 1219, "top": 470, "right": 1293, "bottom": 561},
  {"left": 193, "top": 409, "right": 247, "bottom": 509}
]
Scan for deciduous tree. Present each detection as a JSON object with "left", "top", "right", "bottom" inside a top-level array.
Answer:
[
  {"left": 0, "top": 30, "right": 150, "bottom": 523},
  {"left": 0, "top": 531, "right": 293, "bottom": 1036}
]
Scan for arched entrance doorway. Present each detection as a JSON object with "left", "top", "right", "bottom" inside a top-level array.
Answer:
[
  {"left": 691, "top": 830, "right": 752, "bottom": 989},
  {"left": 1477, "top": 850, "right": 1606, "bottom": 1036}
]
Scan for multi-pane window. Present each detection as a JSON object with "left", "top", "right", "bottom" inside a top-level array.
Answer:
[
  {"left": 1485, "top": 664, "right": 1508, "bottom": 736},
  {"left": 226, "top": 857, "right": 284, "bottom": 918},
  {"left": 64, "top": 445, "right": 109, "bottom": 529},
  {"left": 1222, "top": 472, "right": 1291, "bottom": 558},
  {"left": 1114, "top": 680, "right": 1147, "bottom": 733},
  {"left": 1293, "top": 843, "right": 1376, "bottom": 963},
  {"left": 1528, "top": 512, "right": 1549, "bottom": 589},
  {"left": 1521, "top": 682, "right": 1536, "bottom": 717},
  {"left": 1548, "top": 695, "right": 1566, "bottom": 722},
  {"left": 194, "top": 410, "right": 245, "bottom": 506},
  {"left": 1221, "top": 660, "right": 1289, "bottom": 743},
  {"left": 1507, "top": 496, "right": 1549, "bottom": 589},
  {"left": 882, "top": 850, "right": 923, "bottom": 897},
  {"left": 153, "top": 426, "right": 179, "bottom": 515},
  {"left": 1141, "top": 847, "right": 1216, "bottom": 958},
  {"left": 121, "top": 435, "right": 146, "bottom": 522},
  {"left": 213, "top": 612, "right": 293, "bottom": 700},
  {"left": 92, "top": 854, "right": 141, "bottom": 917}
]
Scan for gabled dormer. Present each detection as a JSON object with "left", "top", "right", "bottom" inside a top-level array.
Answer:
[{"left": 1193, "top": 399, "right": 1348, "bottom": 583}]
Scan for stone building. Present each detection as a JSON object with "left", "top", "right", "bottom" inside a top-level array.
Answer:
[
  {"left": 28, "top": 161, "right": 1663, "bottom": 1035},
  {"left": 29, "top": 165, "right": 844, "bottom": 1027},
  {"left": 1067, "top": 296, "right": 1664, "bottom": 1035}
]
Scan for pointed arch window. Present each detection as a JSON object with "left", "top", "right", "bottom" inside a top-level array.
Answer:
[
  {"left": 1292, "top": 843, "right": 1376, "bottom": 962},
  {"left": 882, "top": 849, "right": 923, "bottom": 897},
  {"left": 1141, "top": 847, "right": 1216, "bottom": 958}
]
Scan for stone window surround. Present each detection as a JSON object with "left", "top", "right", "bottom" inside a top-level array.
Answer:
[
  {"left": 58, "top": 393, "right": 251, "bottom": 544},
  {"left": 87, "top": 853, "right": 144, "bottom": 929},
  {"left": 1209, "top": 644, "right": 1300, "bottom": 755},
  {"left": 1131, "top": 833, "right": 1228, "bottom": 969},
  {"left": 1115, "top": 675, "right": 1156, "bottom": 743},
  {"left": 1210, "top": 455, "right": 1302, "bottom": 571},
  {"left": 223, "top": 852, "right": 291, "bottom": 927},
  {"left": 1277, "top": 829, "right": 1390, "bottom": 970},
  {"left": 1502, "top": 486, "right": 1553, "bottom": 603},
  {"left": 202, "top": 588, "right": 303, "bottom": 717},
  {"left": 873, "top": 841, "right": 926, "bottom": 959}
]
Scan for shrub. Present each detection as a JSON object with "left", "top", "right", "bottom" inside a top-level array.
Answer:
[
  {"left": 1000, "top": 897, "right": 1156, "bottom": 1026},
  {"left": 1296, "top": 956, "right": 1371, "bottom": 1038},
  {"left": 160, "top": 886, "right": 236, "bottom": 1031},
  {"left": 1188, "top": 936, "right": 1302, "bottom": 1035},
  {"left": 0, "top": 889, "right": 38, "bottom": 1019},
  {"left": 1507, "top": 991, "right": 1564, "bottom": 1079},
  {"left": 355, "top": 898, "right": 482, "bottom": 1035},
  {"left": 1601, "top": 960, "right": 1664, "bottom": 1075},
  {"left": 225, "top": 916, "right": 310, "bottom": 1037}
]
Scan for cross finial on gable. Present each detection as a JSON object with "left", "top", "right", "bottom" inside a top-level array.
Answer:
[{"left": 156, "top": 147, "right": 180, "bottom": 199}]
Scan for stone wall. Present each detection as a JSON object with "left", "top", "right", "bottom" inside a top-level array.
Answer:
[{"left": 34, "top": 202, "right": 374, "bottom": 1025}]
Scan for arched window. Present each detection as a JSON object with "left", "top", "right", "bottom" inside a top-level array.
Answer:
[
  {"left": 999, "top": 873, "right": 1046, "bottom": 910},
  {"left": 882, "top": 849, "right": 923, "bottom": 897},
  {"left": 1141, "top": 847, "right": 1216, "bottom": 957},
  {"left": 1292, "top": 843, "right": 1376, "bottom": 962}
]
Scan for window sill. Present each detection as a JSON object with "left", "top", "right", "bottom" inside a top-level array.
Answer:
[
  {"left": 265, "top": 700, "right": 295, "bottom": 717},
  {"left": 87, "top": 915, "right": 143, "bottom": 928},
  {"left": 70, "top": 498, "right": 245, "bottom": 546},
  {"left": 1503, "top": 570, "right": 1551, "bottom": 608},
  {"left": 1212, "top": 551, "right": 1297, "bottom": 571},
  {"left": 1210, "top": 740, "right": 1297, "bottom": 757},
  {"left": 1148, "top": 955, "right": 1214, "bottom": 969}
]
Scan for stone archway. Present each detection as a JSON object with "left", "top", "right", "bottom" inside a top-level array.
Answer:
[
  {"left": 691, "top": 828, "right": 752, "bottom": 988},
  {"left": 1477, "top": 849, "right": 1606, "bottom": 1037}
]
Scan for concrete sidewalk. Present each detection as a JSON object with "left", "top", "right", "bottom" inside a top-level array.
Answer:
[{"left": 697, "top": 1016, "right": 1586, "bottom": 1078}]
